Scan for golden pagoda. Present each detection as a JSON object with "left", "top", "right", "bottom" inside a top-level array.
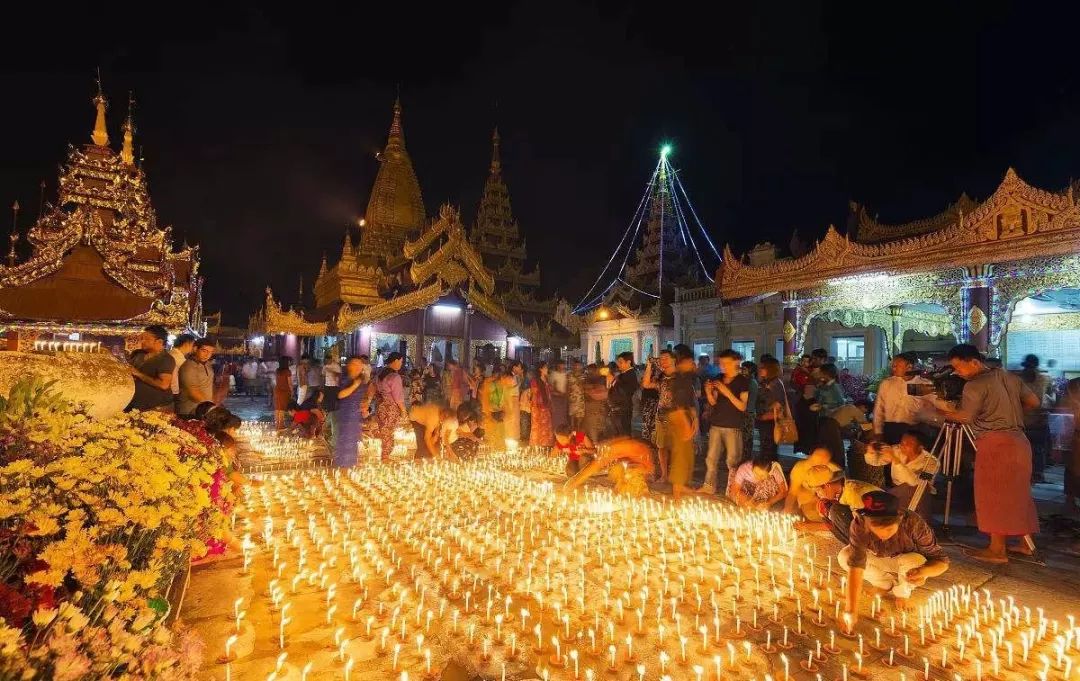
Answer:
[
  {"left": 0, "top": 83, "right": 201, "bottom": 352},
  {"left": 358, "top": 98, "right": 427, "bottom": 260}
]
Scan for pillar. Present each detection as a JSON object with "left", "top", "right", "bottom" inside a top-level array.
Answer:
[
  {"left": 888, "top": 305, "right": 903, "bottom": 356},
  {"left": 415, "top": 307, "right": 427, "bottom": 366},
  {"left": 962, "top": 265, "right": 993, "bottom": 353},
  {"left": 781, "top": 293, "right": 798, "bottom": 365},
  {"left": 462, "top": 305, "right": 473, "bottom": 369}
]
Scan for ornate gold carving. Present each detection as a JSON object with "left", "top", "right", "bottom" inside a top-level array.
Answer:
[
  {"left": 988, "top": 254, "right": 1080, "bottom": 349},
  {"left": 1007, "top": 311, "right": 1080, "bottom": 332},
  {"left": 335, "top": 283, "right": 445, "bottom": 334},
  {"left": 967, "top": 306, "right": 987, "bottom": 335},
  {"left": 720, "top": 168, "right": 1080, "bottom": 301},
  {"left": 252, "top": 288, "right": 328, "bottom": 336},
  {"left": 782, "top": 320, "right": 796, "bottom": 343}
]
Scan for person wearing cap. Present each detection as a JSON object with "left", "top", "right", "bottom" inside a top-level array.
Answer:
[
  {"left": 840, "top": 491, "right": 949, "bottom": 630},
  {"left": 784, "top": 447, "right": 841, "bottom": 520},
  {"left": 793, "top": 465, "right": 880, "bottom": 544}
]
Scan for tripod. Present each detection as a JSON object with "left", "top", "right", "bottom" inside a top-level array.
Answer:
[{"left": 914, "top": 422, "right": 975, "bottom": 543}]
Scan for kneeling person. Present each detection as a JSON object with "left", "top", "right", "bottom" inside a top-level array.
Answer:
[
  {"left": 841, "top": 491, "right": 949, "bottom": 629},
  {"left": 555, "top": 424, "right": 596, "bottom": 476}
]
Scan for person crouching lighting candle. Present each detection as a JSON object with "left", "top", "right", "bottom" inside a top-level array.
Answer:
[
  {"left": 561, "top": 436, "right": 655, "bottom": 498},
  {"left": 554, "top": 425, "right": 596, "bottom": 477},
  {"left": 840, "top": 491, "right": 949, "bottom": 632}
]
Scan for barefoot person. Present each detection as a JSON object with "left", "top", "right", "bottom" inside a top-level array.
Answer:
[
  {"left": 409, "top": 402, "right": 456, "bottom": 459},
  {"left": 784, "top": 447, "right": 840, "bottom": 520},
  {"left": 794, "top": 466, "right": 880, "bottom": 545},
  {"left": 562, "top": 436, "right": 656, "bottom": 498},
  {"left": 941, "top": 343, "right": 1040, "bottom": 563},
  {"left": 840, "top": 491, "right": 949, "bottom": 631},
  {"left": 667, "top": 345, "right": 700, "bottom": 500}
]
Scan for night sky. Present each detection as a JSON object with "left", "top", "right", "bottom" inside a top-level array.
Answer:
[{"left": 2, "top": 2, "right": 1079, "bottom": 325}]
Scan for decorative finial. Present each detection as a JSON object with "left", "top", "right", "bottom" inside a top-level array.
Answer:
[
  {"left": 91, "top": 69, "right": 109, "bottom": 147},
  {"left": 386, "top": 96, "right": 404, "bottom": 149},
  {"left": 8, "top": 201, "right": 19, "bottom": 267},
  {"left": 490, "top": 127, "right": 501, "bottom": 173},
  {"left": 121, "top": 92, "right": 136, "bottom": 165},
  {"left": 319, "top": 253, "right": 328, "bottom": 277}
]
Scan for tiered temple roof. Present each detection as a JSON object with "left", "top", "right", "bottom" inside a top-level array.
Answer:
[
  {"left": 0, "top": 86, "right": 200, "bottom": 335},
  {"left": 260, "top": 101, "right": 572, "bottom": 349}
]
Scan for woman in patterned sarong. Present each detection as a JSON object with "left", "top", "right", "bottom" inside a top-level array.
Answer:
[
  {"left": 373, "top": 352, "right": 407, "bottom": 462},
  {"left": 529, "top": 363, "right": 555, "bottom": 447}
]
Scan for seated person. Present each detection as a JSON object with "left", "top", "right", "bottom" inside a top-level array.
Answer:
[
  {"left": 794, "top": 466, "right": 881, "bottom": 545},
  {"left": 784, "top": 447, "right": 840, "bottom": 520},
  {"left": 840, "top": 491, "right": 949, "bottom": 629},
  {"left": 727, "top": 453, "right": 788, "bottom": 510},
  {"left": 554, "top": 424, "right": 596, "bottom": 476},
  {"left": 449, "top": 411, "right": 484, "bottom": 461},
  {"left": 409, "top": 401, "right": 457, "bottom": 459},
  {"left": 864, "top": 429, "right": 939, "bottom": 520},
  {"left": 562, "top": 436, "right": 656, "bottom": 497}
]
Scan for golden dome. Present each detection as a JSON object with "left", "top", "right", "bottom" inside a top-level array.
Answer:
[{"left": 361, "top": 99, "right": 427, "bottom": 257}]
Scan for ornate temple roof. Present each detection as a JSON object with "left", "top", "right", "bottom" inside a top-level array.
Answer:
[
  {"left": 359, "top": 99, "right": 427, "bottom": 260},
  {"left": 718, "top": 168, "right": 1080, "bottom": 300},
  {"left": 0, "top": 87, "right": 200, "bottom": 333},
  {"left": 850, "top": 194, "right": 979, "bottom": 244}
]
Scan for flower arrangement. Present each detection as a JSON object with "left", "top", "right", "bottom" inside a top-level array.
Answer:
[{"left": 0, "top": 378, "right": 228, "bottom": 679}]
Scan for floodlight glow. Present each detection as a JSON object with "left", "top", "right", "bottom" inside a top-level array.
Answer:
[
  {"left": 660, "top": 144, "right": 672, "bottom": 159},
  {"left": 433, "top": 304, "right": 462, "bottom": 314}
]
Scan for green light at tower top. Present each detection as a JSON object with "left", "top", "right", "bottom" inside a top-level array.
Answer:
[{"left": 660, "top": 144, "right": 672, "bottom": 159}]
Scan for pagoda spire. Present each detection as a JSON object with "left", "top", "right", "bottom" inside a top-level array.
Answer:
[
  {"left": 120, "top": 92, "right": 136, "bottom": 165},
  {"left": 91, "top": 71, "right": 109, "bottom": 147},
  {"left": 490, "top": 127, "right": 501, "bottom": 174},
  {"left": 341, "top": 227, "right": 354, "bottom": 261},
  {"left": 318, "top": 253, "right": 328, "bottom": 277},
  {"left": 386, "top": 97, "right": 405, "bottom": 151}
]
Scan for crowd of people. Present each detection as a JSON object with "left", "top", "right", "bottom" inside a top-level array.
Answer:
[{"left": 123, "top": 323, "right": 1080, "bottom": 613}]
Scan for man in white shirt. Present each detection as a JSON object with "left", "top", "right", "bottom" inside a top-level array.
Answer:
[
  {"left": 323, "top": 359, "right": 341, "bottom": 388},
  {"left": 168, "top": 334, "right": 196, "bottom": 400},
  {"left": 865, "top": 430, "right": 940, "bottom": 520},
  {"left": 549, "top": 360, "right": 570, "bottom": 430},
  {"left": 241, "top": 358, "right": 260, "bottom": 398},
  {"left": 873, "top": 354, "right": 922, "bottom": 445}
]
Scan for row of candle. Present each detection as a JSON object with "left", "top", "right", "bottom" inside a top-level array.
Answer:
[
  {"left": 32, "top": 340, "right": 101, "bottom": 352},
  {"left": 215, "top": 449, "right": 1078, "bottom": 681}
]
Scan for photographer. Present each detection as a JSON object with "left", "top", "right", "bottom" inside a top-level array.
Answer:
[{"left": 941, "top": 344, "right": 1040, "bottom": 564}]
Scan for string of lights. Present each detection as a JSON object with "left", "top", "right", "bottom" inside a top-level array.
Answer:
[{"left": 573, "top": 145, "right": 721, "bottom": 314}]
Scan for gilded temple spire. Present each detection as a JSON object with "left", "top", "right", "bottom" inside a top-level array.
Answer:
[
  {"left": 91, "top": 72, "right": 110, "bottom": 147},
  {"left": 387, "top": 97, "right": 405, "bottom": 151},
  {"left": 490, "top": 127, "right": 501, "bottom": 173},
  {"left": 120, "top": 93, "right": 136, "bottom": 165}
]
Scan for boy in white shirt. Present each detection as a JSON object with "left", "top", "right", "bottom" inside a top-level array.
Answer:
[{"left": 865, "top": 429, "right": 939, "bottom": 520}]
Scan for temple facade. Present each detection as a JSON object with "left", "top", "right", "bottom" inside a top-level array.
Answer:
[
  {"left": 252, "top": 100, "right": 571, "bottom": 367},
  {"left": 671, "top": 168, "right": 1080, "bottom": 377},
  {"left": 0, "top": 86, "right": 201, "bottom": 355}
]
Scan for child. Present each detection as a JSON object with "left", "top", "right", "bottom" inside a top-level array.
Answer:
[
  {"left": 554, "top": 424, "right": 596, "bottom": 476},
  {"left": 727, "top": 453, "right": 788, "bottom": 510}
]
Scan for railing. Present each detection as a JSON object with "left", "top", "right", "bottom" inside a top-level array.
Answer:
[{"left": 675, "top": 285, "right": 718, "bottom": 303}]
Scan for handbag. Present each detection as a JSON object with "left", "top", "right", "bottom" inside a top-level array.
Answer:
[{"left": 773, "top": 379, "right": 799, "bottom": 445}]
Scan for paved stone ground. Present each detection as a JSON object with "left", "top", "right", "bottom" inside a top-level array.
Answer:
[{"left": 217, "top": 394, "right": 1080, "bottom": 611}]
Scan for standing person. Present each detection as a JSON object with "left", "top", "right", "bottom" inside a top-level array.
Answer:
[
  {"left": 701, "top": 349, "right": 750, "bottom": 495},
  {"left": 740, "top": 360, "right": 759, "bottom": 457},
  {"left": 874, "top": 353, "right": 921, "bottom": 445},
  {"left": 502, "top": 362, "right": 523, "bottom": 443},
  {"left": 373, "top": 353, "right": 407, "bottom": 462},
  {"left": 667, "top": 345, "right": 699, "bottom": 500},
  {"left": 567, "top": 359, "right": 586, "bottom": 431},
  {"left": 792, "top": 355, "right": 813, "bottom": 392},
  {"left": 519, "top": 374, "right": 533, "bottom": 443},
  {"left": 169, "top": 334, "right": 196, "bottom": 406},
  {"left": 306, "top": 358, "right": 324, "bottom": 404},
  {"left": 839, "top": 491, "right": 950, "bottom": 628},
  {"left": 639, "top": 358, "right": 661, "bottom": 447},
  {"left": 755, "top": 357, "right": 787, "bottom": 463},
  {"left": 444, "top": 359, "right": 463, "bottom": 410},
  {"left": 480, "top": 370, "right": 506, "bottom": 448},
  {"left": 409, "top": 402, "right": 456, "bottom": 459},
  {"left": 643, "top": 350, "right": 676, "bottom": 482},
  {"left": 467, "top": 364, "right": 484, "bottom": 404},
  {"left": 408, "top": 367, "right": 425, "bottom": 406},
  {"left": 125, "top": 325, "right": 177, "bottom": 412},
  {"left": 1059, "top": 378, "right": 1080, "bottom": 515},
  {"left": 813, "top": 363, "right": 848, "bottom": 465},
  {"left": 273, "top": 357, "right": 293, "bottom": 430},
  {"left": 529, "top": 363, "right": 555, "bottom": 446},
  {"left": 333, "top": 356, "right": 368, "bottom": 467},
  {"left": 549, "top": 360, "right": 570, "bottom": 431},
  {"left": 583, "top": 363, "right": 609, "bottom": 444},
  {"left": 942, "top": 343, "right": 1040, "bottom": 564},
  {"left": 1020, "top": 354, "right": 1051, "bottom": 483},
  {"left": 608, "top": 352, "right": 639, "bottom": 437},
  {"left": 177, "top": 339, "right": 216, "bottom": 417},
  {"left": 260, "top": 356, "right": 276, "bottom": 405},
  {"left": 296, "top": 356, "right": 311, "bottom": 405},
  {"left": 241, "top": 357, "right": 260, "bottom": 398}
]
